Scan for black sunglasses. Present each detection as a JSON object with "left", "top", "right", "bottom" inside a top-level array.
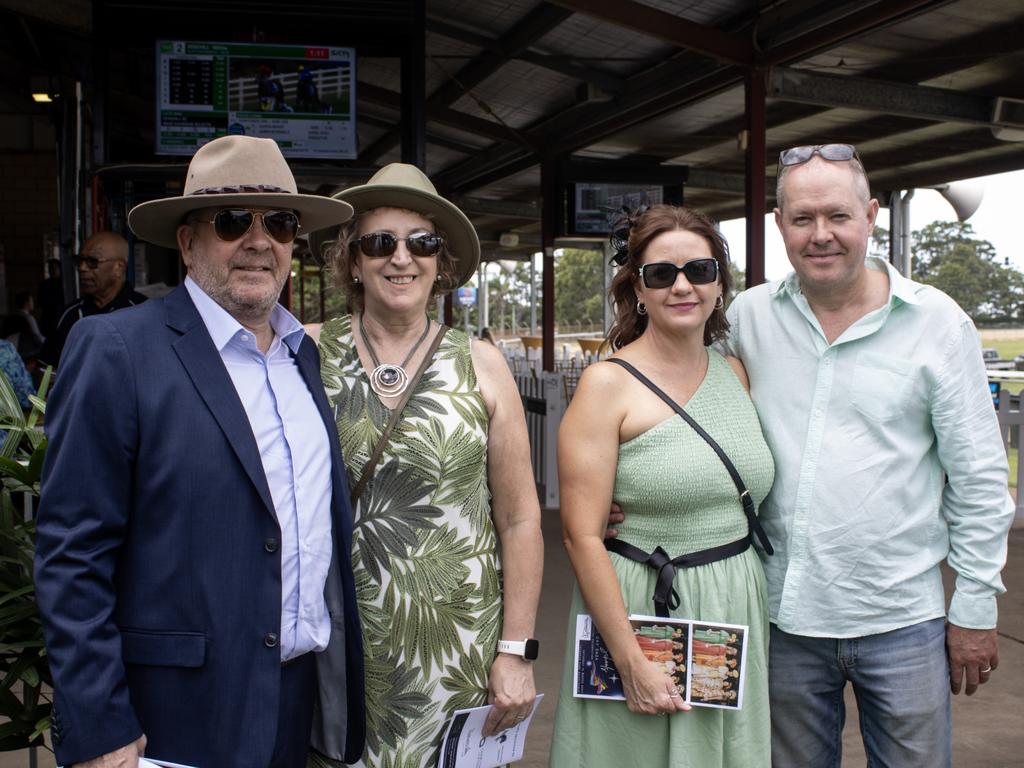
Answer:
[
  {"left": 355, "top": 231, "right": 444, "bottom": 258},
  {"left": 778, "top": 143, "right": 861, "bottom": 171},
  {"left": 639, "top": 258, "right": 719, "bottom": 289},
  {"left": 193, "top": 209, "right": 300, "bottom": 244},
  {"left": 73, "top": 254, "right": 120, "bottom": 270}
]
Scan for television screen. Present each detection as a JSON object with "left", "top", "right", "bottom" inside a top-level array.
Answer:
[
  {"left": 568, "top": 183, "right": 682, "bottom": 236},
  {"left": 155, "top": 41, "right": 357, "bottom": 159}
]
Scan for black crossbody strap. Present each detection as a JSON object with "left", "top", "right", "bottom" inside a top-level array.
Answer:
[{"left": 607, "top": 357, "right": 774, "bottom": 556}]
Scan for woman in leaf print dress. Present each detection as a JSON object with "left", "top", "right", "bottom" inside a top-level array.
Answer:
[{"left": 308, "top": 164, "right": 543, "bottom": 768}]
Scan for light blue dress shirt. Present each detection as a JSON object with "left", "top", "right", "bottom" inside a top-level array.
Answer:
[
  {"left": 185, "top": 277, "right": 333, "bottom": 660},
  {"left": 724, "top": 258, "right": 1014, "bottom": 637}
]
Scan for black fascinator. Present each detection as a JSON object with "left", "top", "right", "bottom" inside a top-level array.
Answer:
[{"left": 607, "top": 204, "right": 650, "bottom": 266}]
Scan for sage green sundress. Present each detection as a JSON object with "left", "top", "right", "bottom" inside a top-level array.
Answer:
[
  {"left": 550, "top": 351, "right": 775, "bottom": 767},
  {"left": 317, "top": 316, "right": 500, "bottom": 768}
]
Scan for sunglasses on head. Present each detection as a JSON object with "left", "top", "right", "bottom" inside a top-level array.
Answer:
[
  {"left": 193, "top": 209, "right": 300, "bottom": 244},
  {"left": 355, "top": 231, "right": 444, "bottom": 258},
  {"left": 639, "top": 258, "right": 718, "bottom": 289},
  {"left": 778, "top": 143, "right": 861, "bottom": 171}
]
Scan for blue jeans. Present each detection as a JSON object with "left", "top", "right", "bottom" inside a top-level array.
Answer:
[{"left": 769, "top": 619, "right": 951, "bottom": 768}]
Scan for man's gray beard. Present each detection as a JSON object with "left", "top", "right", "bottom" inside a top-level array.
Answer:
[{"left": 191, "top": 269, "right": 284, "bottom": 325}]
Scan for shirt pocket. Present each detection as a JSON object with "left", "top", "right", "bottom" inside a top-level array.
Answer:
[{"left": 850, "top": 351, "right": 914, "bottom": 422}]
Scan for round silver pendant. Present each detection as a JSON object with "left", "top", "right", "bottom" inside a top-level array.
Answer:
[{"left": 369, "top": 364, "right": 409, "bottom": 397}]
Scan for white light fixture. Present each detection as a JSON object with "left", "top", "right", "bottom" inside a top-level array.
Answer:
[
  {"left": 499, "top": 232, "right": 519, "bottom": 248},
  {"left": 933, "top": 180, "right": 985, "bottom": 222}
]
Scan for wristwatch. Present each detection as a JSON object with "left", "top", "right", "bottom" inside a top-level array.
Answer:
[{"left": 497, "top": 638, "right": 540, "bottom": 661}]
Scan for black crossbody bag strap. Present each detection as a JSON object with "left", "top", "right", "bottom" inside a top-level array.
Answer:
[{"left": 607, "top": 357, "right": 774, "bottom": 556}]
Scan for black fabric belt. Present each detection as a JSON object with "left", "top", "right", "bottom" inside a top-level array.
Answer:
[{"left": 605, "top": 535, "right": 751, "bottom": 618}]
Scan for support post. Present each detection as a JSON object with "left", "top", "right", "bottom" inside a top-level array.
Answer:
[
  {"left": 400, "top": 0, "right": 426, "bottom": 168},
  {"left": 744, "top": 67, "right": 767, "bottom": 288},
  {"left": 479, "top": 261, "right": 489, "bottom": 332},
  {"left": 540, "top": 155, "right": 559, "bottom": 372}
]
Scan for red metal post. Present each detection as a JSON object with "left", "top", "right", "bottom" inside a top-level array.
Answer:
[{"left": 744, "top": 67, "right": 767, "bottom": 288}]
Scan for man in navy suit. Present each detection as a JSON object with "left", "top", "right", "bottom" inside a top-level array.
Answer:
[{"left": 35, "top": 135, "right": 365, "bottom": 768}]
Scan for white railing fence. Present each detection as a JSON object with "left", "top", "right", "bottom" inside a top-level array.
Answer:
[{"left": 228, "top": 67, "right": 352, "bottom": 112}]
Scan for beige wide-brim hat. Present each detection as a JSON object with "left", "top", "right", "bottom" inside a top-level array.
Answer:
[
  {"left": 332, "top": 163, "right": 480, "bottom": 286},
  {"left": 128, "top": 135, "right": 354, "bottom": 250}
]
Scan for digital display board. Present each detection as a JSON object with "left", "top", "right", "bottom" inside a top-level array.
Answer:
[
  {"left": 156, "top": 41, "right": 357, "bottom": 159},
  {"left": 567, "top": 183, "right": 684, "bottom": 236}
]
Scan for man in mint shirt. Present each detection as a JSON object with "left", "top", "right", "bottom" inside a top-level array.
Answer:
[{"left": 725, "top": 144, "right": 1014, "bottom": 766}]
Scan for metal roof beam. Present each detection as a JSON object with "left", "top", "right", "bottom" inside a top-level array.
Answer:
[
  {"left": 425, "top": 3, "right": 573, "bottom": 110},
  {"left": 450, "top": 197, "right": 541, "bottom": 220},
  {"left": 358, "top": 82, "right": 533, "bottom": 148},
  {"left": 546, "top": 0, "right": 752, "bottom": 65},
  {"left": 425, "top": 17, "right": 625, "bottom": 94},
  {"left": 862, "top": 128, "right": 1012, "bottom": 172},
  {"left": 685, "top": 168, "right": 747, "bottom": 194},
  {"left": 769, "top": 66, "right": 994, "bottom": 125},
  {"left": 629, "top": 18, "right": 1024, "bottom": 163},
  {"left": 361, "top": 3, "right": 571, "bottom": 163},
  {"left": 869, "top": 145, "right": 1024, "bottom": 190},
  {"left": 358, "top": 112, "right": 479, "bottom": 155},
  {"left": 757, "top": 0, "right": 951, "bottom": 66},
  {"left": 434, "top": 61, "right": 741, "bottom": 192}
]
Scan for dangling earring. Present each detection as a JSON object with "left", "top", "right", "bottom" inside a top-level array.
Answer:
[
  {"left": 714, "top": 295, "right": 724, "bottom": 310},
  {"left": 636, "top": 301, "right": 647, "bottom": 316}
]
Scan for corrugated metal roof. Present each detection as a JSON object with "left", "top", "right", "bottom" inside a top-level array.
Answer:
[{"left": 5, "top": 0, "right": 1022, "bottom": 257}]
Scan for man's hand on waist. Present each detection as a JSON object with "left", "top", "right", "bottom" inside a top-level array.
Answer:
[
  {"left": 73, "top": 735, "right": 147, "bottom": 768},
  {"left": 946, "top": 623, "right": 998, "bottom": 696}
]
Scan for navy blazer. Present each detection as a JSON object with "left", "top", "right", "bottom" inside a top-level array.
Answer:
[{"left": 35, "top": 286, "right": 364, "bottom": 766}]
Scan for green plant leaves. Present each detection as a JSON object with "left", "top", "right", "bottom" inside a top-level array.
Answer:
[{"left": 0, "top": 370, "right": 52, "bottom": 750}]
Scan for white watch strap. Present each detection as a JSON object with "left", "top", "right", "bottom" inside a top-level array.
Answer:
[{"left": 497, "top": 639, "right": 526, "bottom": 656}]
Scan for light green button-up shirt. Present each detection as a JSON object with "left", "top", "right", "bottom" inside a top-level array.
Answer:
[{"left": 724, "top": 257, "right": 1014, "bottom": 637}]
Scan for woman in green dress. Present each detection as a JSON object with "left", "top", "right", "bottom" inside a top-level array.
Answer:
[
  {"left": 309, "top": 164, "right": 543, "bottom": 768},
  {"left": 551, "top": 205, "right": 774, "bottom": 766}
]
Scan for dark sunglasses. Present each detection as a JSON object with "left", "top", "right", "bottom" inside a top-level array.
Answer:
[
  {"left": 639, "top": 258, "right": 719, "bottom": 289},
  {"left": 73, "top": 254, "right": 120, "bottom": 270},
  {"left": 778, "top": 143, "right": 861, "bottom": 171},
  {"left": 193, "top": 209, "right": 300, "bottom": 244},
  {"left": 355, "top": 231, "right": 444, "bottom": 258}
]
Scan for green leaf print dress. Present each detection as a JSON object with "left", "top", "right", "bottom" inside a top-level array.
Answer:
[{"left": 317, "top": 316, "right": 501, "bottom": 768}]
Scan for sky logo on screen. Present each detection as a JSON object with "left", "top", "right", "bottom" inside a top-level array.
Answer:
[{"left": 306, "top": 48, "right": 329, "bottom": 59}]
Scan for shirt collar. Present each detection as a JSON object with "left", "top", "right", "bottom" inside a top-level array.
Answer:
[
  {"left": 184, "top": 276, "right": 306, "bottom": 354},
  {"left": 770, "top": 256, "right": 921, "bottom": 307}
]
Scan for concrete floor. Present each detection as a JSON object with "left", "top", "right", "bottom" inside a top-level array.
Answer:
[{"left": 5, "top": 513, "right": 1022, "bottom": 768}]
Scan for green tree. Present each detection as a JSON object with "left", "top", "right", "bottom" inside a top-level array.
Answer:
[
  {"left": 869, "top": 226, "right": 890, "bottom": 260},
  {"left": 728, "top": 262, "right": 746, "bottom": 297},
  {"left": 911, "top": 221, "right": 1023, "bottom": 325},
  {"left": 555, "top": 248, "right": 604, "bottom": 329}
]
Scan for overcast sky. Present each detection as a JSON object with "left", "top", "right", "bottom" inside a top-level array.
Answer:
[{"left": 719, "top": 168, "right": 1024, "bottom": 282}]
